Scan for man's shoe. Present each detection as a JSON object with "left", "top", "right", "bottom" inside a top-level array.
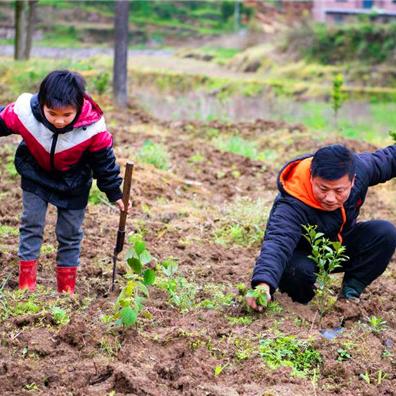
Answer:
[
  {"left": 19, "top": 260, "right": 37, "bottom": 291},
  {"left": 57, "top": 266, "right": 77, "bottom": 294}
]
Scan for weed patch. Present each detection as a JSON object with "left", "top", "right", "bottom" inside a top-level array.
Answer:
[
  {"left": 214, "top": 197, "right": 268, "bottom": 247},
  {"left": 259, "top": 334, "right": 322, "bottom": 378},
  {"left": 136, "top": 140, "right": 171, "bottom": 170}
]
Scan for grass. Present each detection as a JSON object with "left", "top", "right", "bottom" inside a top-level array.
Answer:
[
  {"left": 136, "top": 140, "right": 171, "bottom": 170},
  {"left": 214, "top": 197, "right": 269, "bottom": 247},
  {"left": 0, "top": 225, "right": 18, "bottom": 237}
]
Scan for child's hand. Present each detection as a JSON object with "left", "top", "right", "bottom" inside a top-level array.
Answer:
[{"left": 115, "top": 199, "right": 132, "bottom": 213}]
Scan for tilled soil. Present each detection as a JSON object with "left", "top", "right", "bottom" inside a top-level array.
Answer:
[{"left": 0, "top": 105, "right": 395, "bottom": 396}]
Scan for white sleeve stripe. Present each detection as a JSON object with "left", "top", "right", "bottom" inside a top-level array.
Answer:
[{"left": 14, "top": 93, "right": 107, "bottom": 154}]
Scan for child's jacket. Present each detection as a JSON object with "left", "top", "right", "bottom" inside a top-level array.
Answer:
[{"left": 0, "top": 93, "right": 122, "bottom": 209}]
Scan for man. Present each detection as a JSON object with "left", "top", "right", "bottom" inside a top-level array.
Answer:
[{"left": 247, "top": 144, "right": 396, "bottom": 310}]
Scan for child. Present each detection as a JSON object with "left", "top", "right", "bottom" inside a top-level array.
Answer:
[{"left": 0, "top": 70, "right": 130, "bottom": 293}]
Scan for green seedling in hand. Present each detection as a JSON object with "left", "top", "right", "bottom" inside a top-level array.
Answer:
[{"left": 246, "top": 285, "right": 269, "bottom": 308}]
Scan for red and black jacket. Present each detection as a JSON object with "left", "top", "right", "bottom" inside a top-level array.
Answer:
[
  {"left": 252, "top": 146, "right": 396, "bottom": 293},
  {"left": 0, "top": 93, "right": 122, "bottom": 209}
]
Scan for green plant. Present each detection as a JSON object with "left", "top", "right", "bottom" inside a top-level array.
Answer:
[
  {"left": 88, "top": 180, "right": 107, "bottom": 205},
  {"left": 214, "top": 197, "right": 269, "bottom": 247},
  {"left": 93, "top": 72, "right": 110, "bottom": 95},
  {"left": 112, "top": 234, "right": 156, "bottom": 327},
  {"left": 136, "top": 140, "right": 171, "bottom": 170},
  {"left": 360, "top": 370, "right": 371, "bottom": 384},
  {"left": 331, "top": 73, "right": 347, "bottom": 126},
  {"left": 366, "top": 315, "right": 387, "bottom": 334},
  {"left": 188, "top": 153, "right": 205, "bottom": 164},
  {"left": 233, "top": 337, "right": 254, "bottom": 361},
  {"left": 51, "top": 306, "right": 69, "bottom": 326},
  {"left": 303, "top": 224, "right": 348, "bottom": 317},
  {"left": 213, "top": 135, "right": 259, "bottom": 159},
  {"left": 197, "top": 283, "right": 234, "bottom": 309},
  {"left": 259, "top": 334, "right": 322, "bottom": 378},
  {"left": 0, "top": 225, "right": 18, "bottom": 237},
  {"left": 213, "top": 362, "right": 229, "bottom": 376},
  {"left": 246, "top": 285, "right": 269, "bottom": 308},
  {"left": 157, "top": 259, "right": 197, "bottom": 312},
  {"left": 25, "top": 382, "right": 39, "bottom": 391},
  {"left": 336, "top": 348, "right": 352, "bottom": 361},
  {"left": 389, "top": 130, "right": 396, "bottom": 142}
]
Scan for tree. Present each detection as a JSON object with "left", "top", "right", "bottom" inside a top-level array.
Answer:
[
  {"left": 113, "top": 0, "right": 129, "bottom": 108},
  {"left": 14, "top": 0, "right": 37, "bottom": 60}
]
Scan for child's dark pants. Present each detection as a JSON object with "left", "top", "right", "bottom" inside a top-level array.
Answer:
[
  {"left": 278, "top": 220, "right": 396, "bottom": 304},
  {"left": 18, "top": 191, "right": 85, "bottom": 267}
]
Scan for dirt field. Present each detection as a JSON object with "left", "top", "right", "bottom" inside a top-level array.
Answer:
[{"left": 0, "top": 103, "right": 395, "bottom": 396}]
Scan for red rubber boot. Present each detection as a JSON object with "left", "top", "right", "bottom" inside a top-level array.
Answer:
[
  {"left": 19, "top": 260, "right": 37, "bottom": 291},
  {"left": 57, "top": 266, "right": 77, "bottom": 294}
]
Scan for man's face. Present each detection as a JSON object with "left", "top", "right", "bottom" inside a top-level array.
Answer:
[
  {"left": 43, "top": 105, "right": 77, "bottom": 129},
  {"left": 311, "top": 174, "right": 354, "bottom": 211}
]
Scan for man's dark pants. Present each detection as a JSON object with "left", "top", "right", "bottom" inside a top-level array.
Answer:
[{"left": 278, "top": 220, "right": 396, "bottom": 304}]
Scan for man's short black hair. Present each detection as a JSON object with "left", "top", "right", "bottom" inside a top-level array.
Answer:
[
  {"left": 311, "top": 144, "right": 356, "bottom": 181},
  {"left": 38, "top": 70, "right": 86, "bottom": 113}
]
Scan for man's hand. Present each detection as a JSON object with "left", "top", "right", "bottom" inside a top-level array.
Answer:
[
  {"left": 246, "top": 283, "right": 271, "bottom": 312},
  {"left": 115, "top": 199, "right": 132, "bottom": 213}
]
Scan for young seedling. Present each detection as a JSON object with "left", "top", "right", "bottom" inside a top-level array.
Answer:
[
  {"left": 336, "top": 348, "right": 352, "bottom": 362},
  {"left": 366, "top": 315, "right": 387, "bottom": 334},
  {"left": 246, "top": 285, "right": 269, "bottom": 308},
  {"left": 112, "top": 234, "right": 156, "bottom": 328},
  {"left": 303, "top": 224, "right": 348, "bottom": 318},
  {"left": 157, "top": 259, "right": 197, "bottom": 312},
  {"left": 51, "top": 306, "right": 70, "bottom": 326}
]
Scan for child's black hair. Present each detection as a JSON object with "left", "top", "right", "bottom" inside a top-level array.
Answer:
[
  {"left": 38, "top": 70, "right": 86, "bottom": 113},
  {"left": 311, "top": 144, "right": 356, "bottom": 181}
]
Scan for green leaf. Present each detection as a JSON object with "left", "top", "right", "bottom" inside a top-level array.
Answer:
[
  {"left": 127, "top": 258, "right": 142, "bottom": 274},
  {"left": 120, "top": 306, "right": 137, "bottom": 327},
  {"left": 143, "top": 269, "right": 156, "bottom": 285},
  {"left": 140, "top": 250, "right": 152, "bottom": 265},
  {"left": 134, "top": 240, "right": 146, "bottom": 255}
]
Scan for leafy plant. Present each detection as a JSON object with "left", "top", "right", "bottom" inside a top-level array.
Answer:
[
  {"left": 112, "top": 234, "right": 156, "bottom": 327},
  {"left": 157, "top": 259, "right": 197, "bottom": 312},
  {"left": 336, "top": 348, "right": 352, "bottom": 362},
  {"left": 51, "top": 306, "right": 69, "bottom": 326},
  {"left": 303, "top": 224, "right": 348, "bottom": 317},
  {"left": 366, "top": 315, "right": 387, "bottom": 334},
  {"left": 259, "top": 334, "right": 322, "bottom": 378},
  {"left": 389, "top": 130, "right": 396, "bottom": 143},
  {"left": 246, "top": 285, "right": 269, "bottom": 308},
  {"left": 197, "top": 283, "right": 234, "bottom": 310},
  {"left": 136, "top": 140, "right": 171, "bottom": 170},
  {"left": 213, "top": 362, "right": 229, "bottom": 376}
]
